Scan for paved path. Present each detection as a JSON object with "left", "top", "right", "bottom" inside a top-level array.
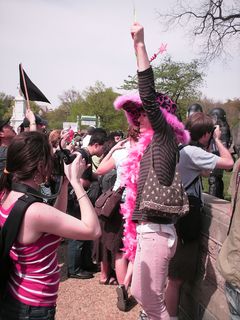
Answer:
[{"left": 56, "top": 242, "right": 141, "bottom": 320}]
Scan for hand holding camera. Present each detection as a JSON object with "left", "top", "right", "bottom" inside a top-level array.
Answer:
[
  {"left": 213, "top": 125, "right": 222, "bottom": 141},
  {"left": 64, "top": 153, "right": 88, "bottom": 186}
]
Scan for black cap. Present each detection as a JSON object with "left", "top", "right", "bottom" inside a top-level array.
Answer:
[{"left": 0, "top": 118, "right": 11, "bottom": 130}]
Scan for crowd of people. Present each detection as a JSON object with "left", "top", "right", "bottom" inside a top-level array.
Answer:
[{"left": 0, "top": 22, "right": 239, "bottom": 320}]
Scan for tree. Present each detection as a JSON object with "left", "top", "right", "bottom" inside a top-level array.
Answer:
[
  {"left": 45, "top": 105, "right": 70, "bottom": 129},
  {"left": 0, "top": 92, "right": 14, "bottom": 119},
  {"left": 49, "top": 83, "right": 128, "bottom": 132},
  {"left": 57, "top": 89, "right": 83, "bottom": 120},
  {"left": 120, "top": 56, "right": 205, "bottom": 119},
  {"left": 158, "top": 0, "right": 240, "bottom": 61},
  {"left": 81, "top": 81, "right": 128, "bottom": 131}
]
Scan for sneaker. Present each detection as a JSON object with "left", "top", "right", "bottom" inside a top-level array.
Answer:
[{"left": 138, "top": 310, "right": 149, "bottom": 320}]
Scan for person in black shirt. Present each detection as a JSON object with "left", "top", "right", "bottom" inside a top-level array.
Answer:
[{"left": 67, "top": 128, "right": 108, "bottom": 279}]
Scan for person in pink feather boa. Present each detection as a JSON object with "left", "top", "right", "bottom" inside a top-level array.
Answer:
[{"left": 114, "top": 22, "right": 190, "bottom": 320}]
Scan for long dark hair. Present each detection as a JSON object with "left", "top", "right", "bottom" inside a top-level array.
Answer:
[
  {"left": 127, "top": 125, "right": 139, "bottom": 142},
  {"left": 0, "top": 132, "right": 52, "bottom": 192}
]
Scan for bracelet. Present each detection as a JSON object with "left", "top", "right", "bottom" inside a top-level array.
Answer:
[
  {"left": 30, "top": 122, "right": 36, "bottom": 125},
  {"left": 77, "top": 192, "right": 87, "bottom": 201}
]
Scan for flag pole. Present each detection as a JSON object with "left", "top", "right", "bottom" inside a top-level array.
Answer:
[
  {"left": 132, "top": 0, "right": 136, "bottom": 22},
  {"left": 20, "top": 63, "right": 31, "bottom": 110}
]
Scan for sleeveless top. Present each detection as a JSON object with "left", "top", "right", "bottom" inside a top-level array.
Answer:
[{"left": 0, "top": 202, "right": 61, "bottom": 306}]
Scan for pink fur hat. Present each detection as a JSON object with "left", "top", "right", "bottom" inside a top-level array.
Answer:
[
  {"left": 114, "top": 93, "right": 143, "bottom": 126},
  {"left": 114, "top": 92, "right": 190, "bottom": 144}
]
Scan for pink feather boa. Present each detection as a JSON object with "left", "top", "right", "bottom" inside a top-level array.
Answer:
[
  {"left": 120, "top": 129, "right": 153, "bottom": 261},
  {"left": 120, "top": 111, "right": 190, "bottom": 262}
]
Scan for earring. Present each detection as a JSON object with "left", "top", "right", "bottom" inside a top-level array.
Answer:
[{"left": 33, "top": 172, "right": 43, "bottom": 186}]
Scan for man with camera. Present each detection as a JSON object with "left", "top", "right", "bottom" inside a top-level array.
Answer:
[
  {"left": 167, "top": 111, "right": 234, "bottom": 319},
  {"left": 67, "top": 128, "right": 108, "bottom": 279}
]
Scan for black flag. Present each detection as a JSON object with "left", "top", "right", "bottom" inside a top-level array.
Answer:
[{"left": 19, "top": 64, "right": 50, "bottom": 104}]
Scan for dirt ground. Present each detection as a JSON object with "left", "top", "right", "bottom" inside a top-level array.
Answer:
[{"left": 56, "top": 242, "right": 141, "bottom": 320}]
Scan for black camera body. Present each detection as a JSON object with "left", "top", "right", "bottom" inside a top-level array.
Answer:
[{"left": 52, "top": 140, "right": 77, "bottom": 176}]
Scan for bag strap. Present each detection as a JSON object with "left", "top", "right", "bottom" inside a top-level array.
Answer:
[
  {"left": 227, "top": 169, "right": 240, "bottom": 235},
  {"left": 178, "top": 145, "right": 198, "bottom": 191},
  {"left": 11, "top": 180, "right": 63, "bottom": 201},
  {"left": 184, "top": 175, "right": 200, "bottom": 191},
  {"left": 178, "top": 144, "right": 202, "bottom": 194},
  {"left": 78, "top": 148, "right": 91, "bottom": 164},
  {"left": 1, "top": 194, "right": 42, "bottom": 257}
]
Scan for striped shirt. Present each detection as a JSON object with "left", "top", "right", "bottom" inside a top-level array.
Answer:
[
  {"left": 0, "top": 202, "right": 61, "bottom": 306},
  {"left": 132, "top": 68, "right": 178, "bottom": 223}
]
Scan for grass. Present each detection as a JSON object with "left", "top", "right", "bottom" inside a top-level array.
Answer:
[{"left": 202, "top": 170, "right": 232, "bottom": 202}]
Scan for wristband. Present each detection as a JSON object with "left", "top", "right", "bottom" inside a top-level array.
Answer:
[{"left": 77, "top": 192, "right": 87, "bottom": 201}]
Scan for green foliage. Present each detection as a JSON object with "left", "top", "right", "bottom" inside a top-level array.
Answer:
[
  {"left": 0, "top": 92, "right": 14, "bottom": 119},
  {"left": 120, "top": 56, "right": 205, "bottom": 120},
  {"left": 202, "top": 170, "right": 232, "bottom": 201},
  {"left": 45, "top": 105, "right": 70, "bottom": 129},
  {"left": 45, "top": 82, "right": 128, "bottom": 132},
  {"left": 29, "top": 101, "right": 41, "bottom": 114},
  {"left": 82, "top": 81, "right": 127, "bottom": 131}
]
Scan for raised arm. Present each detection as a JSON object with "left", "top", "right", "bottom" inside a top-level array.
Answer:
[
  {"left": 213, "top": 125, "right": 234, "bottom": 170},
  {"left": 63, "top": 153, "right": 101, "bottom": 237},
  {"left": 130, "top": 22, "right": 171, "bottom": 136},
  {"left": 24, "top": 154, "right": 101, "bottom": 242},
  {"left": 25, "top": 109, "right": 37, "bottom": 131},
  {"left": 96, "top": 139, "right": 127, "bottom": 175},
  {"left": 131, "top": 22, "right": 150, "bottom": 72}
]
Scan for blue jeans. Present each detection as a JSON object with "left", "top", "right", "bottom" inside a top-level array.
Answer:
[
  {"left": 67, "top": 239, "right": 93, "bottom": 274},
  {"left": 225, "top": 282, "right": 240, "bottom": 320},
  {"left": 0, "top": 294, "right": 55, "bottom": 320}
]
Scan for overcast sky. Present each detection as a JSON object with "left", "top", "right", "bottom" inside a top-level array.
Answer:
[{"left": 0, "top": 0, "right": 239, "bottom": 108}]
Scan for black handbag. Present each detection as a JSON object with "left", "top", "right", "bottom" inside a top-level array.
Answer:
[
  {"left": 139, "top": 146, "right": 189, "bottom": 219},
  {"left": 95, "top": 187, "right": 124, "bottom": 219}
]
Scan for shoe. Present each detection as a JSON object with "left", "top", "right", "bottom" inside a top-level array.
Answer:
[
  {"left": 99, "top": 277, "right": 118, "bottom": 285},
  {"left": 138, "top": 310, "right": 149, "bottom": 320},
  {"left": 86, "top": 263, "right": 100, "bottom": 273},
  {"left": 116, "top": 285, "right": 128, "bottom": 312},
  {"left": 68, "top": 270, "right": 94, "bottom": 279}
]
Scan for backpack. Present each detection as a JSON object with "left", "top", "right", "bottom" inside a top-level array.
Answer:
[{"left": 0, "top": 194, "right": 42, "bottom": 297}]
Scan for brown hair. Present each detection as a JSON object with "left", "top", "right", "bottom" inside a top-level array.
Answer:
[
  {"left": 127, "top": 125, "right": 139, "bottom": 142},
  {"left": 49, "top": 129, "right": 61, "bottom": 148},
  {"left": 185, "top": 112, "right": 214, "bottom": 142},
  {"left": 0, "top": 131, "right": 52, "bottom": 192}
]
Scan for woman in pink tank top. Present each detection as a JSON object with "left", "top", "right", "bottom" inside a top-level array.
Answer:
[{"left": 0, "top": 131, "right": 101, "bottom": 320}]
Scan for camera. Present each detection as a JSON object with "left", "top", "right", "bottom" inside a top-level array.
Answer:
[{"left": 52, "top": 139, "right": 77, "bottom": 176}]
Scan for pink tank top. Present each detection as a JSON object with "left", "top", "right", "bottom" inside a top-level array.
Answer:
[{"left": 0, "top": 202, "right": 62, "bottom": 306}]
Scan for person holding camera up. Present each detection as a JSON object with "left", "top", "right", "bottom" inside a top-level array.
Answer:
[
  {"left": 67, "top": 128, "right": 108, "bottom": 279},
  {"left": 166, "top": 112, "right": 233, "bottom": 320},
  {"left": 0, "top": 131, "right": 101, "bottom": 320}
]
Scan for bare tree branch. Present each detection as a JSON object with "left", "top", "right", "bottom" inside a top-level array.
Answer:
[{"left": 157, "top": 0, "right": 240, "bottom": 62}]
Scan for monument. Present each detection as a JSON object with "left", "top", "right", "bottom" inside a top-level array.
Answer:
[{"left": 11, "top": 86, "right": 26, "bottom": 133}]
